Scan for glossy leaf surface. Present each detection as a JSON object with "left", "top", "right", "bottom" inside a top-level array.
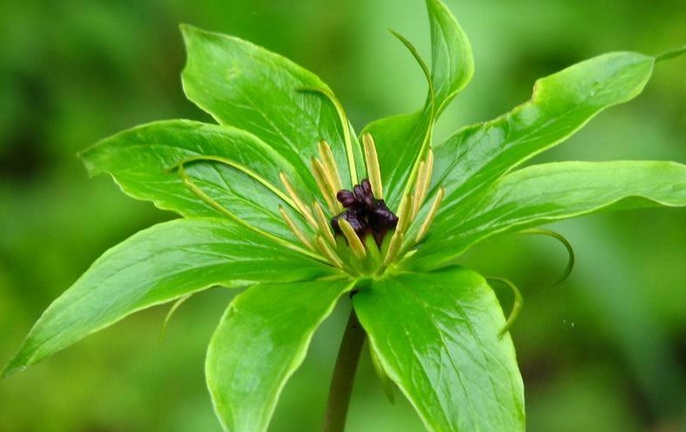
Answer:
[
  {"left": 427, "top": 52, "right": 654, "bottom": 218},
  {"left": 426, "top": 0, "right": 474, "bottom": 113},
  {"left": 412, "top": 161, "right": 686, "bottom": 269},
  {"left": 363, "top": 0, "right": 473, "bottom": 208},
  {"left": 2, "top": 218, "right": 332, "bottom": 377},
  {"left": 206, "top": 277, "right": 352, "bottom": 432},
  {"left": 81, "top": 120, "right": 310, "bottom": 241},
  {"left": 181, "top": 25, "right": 364, "bottom": 191},
  {"left": 354, "top": 267, "right": 524, "bottom": 431}
]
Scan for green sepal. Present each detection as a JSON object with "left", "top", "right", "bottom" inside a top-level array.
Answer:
[
  {"left": 2, "top": 218, "right": 333, "bottom": 377},
  {"left": 81, "top": 120, "right": 315, "bottom": 241},
  {"left": 412, "top": 161, "right": 686, "bottom": 269},
  {"left": 181, "top": 25, "right": 364, "bottom": 191},
  {"left": 354, "top": 267, "right": 524, "bottom": 431},
  {"left": 206, "top": 277, "right": 354, "bottom": 432},
  {"left": 427, "top": 51, "right": 655, "bottom": 222}
]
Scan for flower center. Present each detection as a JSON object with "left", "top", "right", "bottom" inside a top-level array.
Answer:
[
  {"left": 273, "top": 133, "right": 445, "bottom": 276},
  {"left": 331, "top": 179, "right": 398, "bottom": 247}
]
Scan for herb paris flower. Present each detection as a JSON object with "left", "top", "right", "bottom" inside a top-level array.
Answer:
[{"left": 3, "top": 0, "right": 686, "bottom": 431}]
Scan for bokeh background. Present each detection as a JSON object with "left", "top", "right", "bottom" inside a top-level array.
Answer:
[{"left": 1, "top": 0, "right": 685, "bottom": 430}]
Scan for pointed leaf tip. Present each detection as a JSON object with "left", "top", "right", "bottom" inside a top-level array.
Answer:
[
  {"left": 656, "top": 44, "right": 686, "bottom": 62},
  {"left": 4, "top": 218, "right": 332, "bottom": 376}
]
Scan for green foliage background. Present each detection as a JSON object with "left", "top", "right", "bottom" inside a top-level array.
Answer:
[{"left": 1, "top": 0, "right": 685, "bottom": 430}]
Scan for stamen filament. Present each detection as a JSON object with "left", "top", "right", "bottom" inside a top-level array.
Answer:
[
  {"left": 362, "top": 133, "right": 383, "bottom": 199},
  {"left": 279, "top": 173, "right": 318, "bottom": 228},
  {"left": 415, "top": 187, "right": 444, "bottom": 242},
  {"left": 337, "top": 219, "right": 367, "bottom": 260}
]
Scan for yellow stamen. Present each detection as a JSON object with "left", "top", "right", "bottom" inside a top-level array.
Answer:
[
  {"left": 311, "top": 157, "right": 340, "bottom": 213},
  {"left": 362, "top": 133, "right": 383, "bottom": 199},
  {"left": 318, "top": 140, "right": 344, "bottom": 195},
  {"left": 411, "top": 161, "right": 426, "bottom": 218},
  {"left": 280, "top": 206, "right": 315, "bottom": 251},
  {"left": 415, "top": 187, "right": 444, "bottom": 242},
  {"left": 316, "top": 236, "right": 344, "bottom": 269},
  {"left": 395, "top": 193, "right": 414, "bottom": 236},
  {"left": 412, "top": 149, "right": 434, "bottom": 218},
  {"left": 383, "top": 232, "right": 404, "bottom": 266},
  {"left": 313, "top": 201, "right": 336, "bottom": 246},
  {"left": 279, "top": 173, "right": 317, "bottom": 228},
  {"left": 337, "top": 219, "right": 366, "bottom": 260}
]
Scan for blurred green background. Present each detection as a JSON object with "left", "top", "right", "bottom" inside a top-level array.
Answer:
[{"left": 1, "top": 0, "right": 685, "bottom": 430}]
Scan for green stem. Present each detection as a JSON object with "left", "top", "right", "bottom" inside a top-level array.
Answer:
[{"left": 323, "top": 308, "right": 366, "bottom": 432}]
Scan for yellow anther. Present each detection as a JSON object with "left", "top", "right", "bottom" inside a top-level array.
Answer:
[
  {"left": 279, "top": 206, "right": 315, "bottom": 251},
  {"left": 316, "top": 236, "right": 344, "bottom": 269},
  {"left": 279, "top": 173, "right": 317, "bottom": 228},
  {"left": 311, "top": 158, "right": 338, "bottom": 213},
  {"left": 394, "top": 193, "right": 414, "bottom": 236},
  {"left": 318, "top": 140, "right": 344, "bottom": 194},
  {"left": 415, "top": 187, "right": 444, "bottom": 242},
  {"left": 383, "top": 232, "right": 404, "bottom": 266},
  {"left": 362, "top": 133, "right": 383, "bottom": 199},
  {"left": 313, "top": 201, "right": 336, "bottom": 246},
  {"left": 337, "top": 219, "right": 367, "bottom": 260},
  {"left": 412, "top": 149, "right": 434, "bottom": 218}
]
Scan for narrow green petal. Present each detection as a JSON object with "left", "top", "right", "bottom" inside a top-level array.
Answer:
[{"left": 206, "top": 277, "right": 354, "bottom": 432}]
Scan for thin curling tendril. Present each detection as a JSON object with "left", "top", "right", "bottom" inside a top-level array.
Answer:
[
  {"left": 486, "top": 277, "right": 523, "bottom": 339},
  {"left": 517, "top": 228, "right": 575, "bottom": 290}
]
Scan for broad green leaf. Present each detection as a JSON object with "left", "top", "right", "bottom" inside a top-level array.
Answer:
[
  {"left": 2, "top": 218, "right": 333, "bottom": 377},
  {"left": 206, "top": 277, "right": 353, "bottom": 432},
  {"left": 363, "top": 0, "right": 473, "bottom": 208},
  {"left": 181, "top": 25, "right": 364, "bottom": 191},
  {"left": 426, "top": 0, "right": 474, "bottom": 113},
  {"left": 354, "top": 267, "right": 524, "bottom": 432},
  {"left": 428, "top": 51, "right": 655, "bottom": 219},
  {"left": 412, "top": 161, "right": 686, "bottom": 269},
  {"left": 81, "top": 120, "right": 313, "bottom": 242}
]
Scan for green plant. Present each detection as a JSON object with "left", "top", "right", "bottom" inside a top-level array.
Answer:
[{"left": 3, "top": 0, "right": 685, "bottom": 430}]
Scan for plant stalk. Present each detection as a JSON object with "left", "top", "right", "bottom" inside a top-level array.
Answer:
[{"left": 322, "top": 308, "right": 366, "bottom": 432}]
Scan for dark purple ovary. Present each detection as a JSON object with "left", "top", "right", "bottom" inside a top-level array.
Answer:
[{"left": 331, "top": 179, "right": 398, "bottom": 246}]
